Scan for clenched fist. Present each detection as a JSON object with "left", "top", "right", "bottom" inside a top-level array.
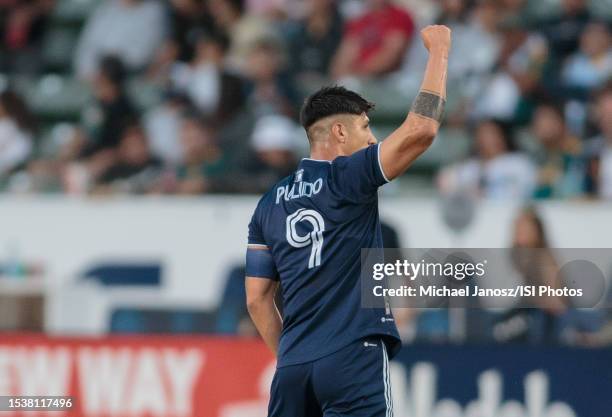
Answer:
[{"left": 421, "top": 25, "right": 452, "bottom": 54}]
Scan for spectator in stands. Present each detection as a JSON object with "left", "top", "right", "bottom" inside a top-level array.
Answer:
[
  {"left": 469, "top": 1, "right": 528, "bottom": 122},
  {"left": 437, "top": 120, "right": 536, "bottom": 200},
  {"left": 286, "top": 0, "right": 343, "bottom": 84},
  {"left": 490, "top": 206, "right": 568, "bottom": 344},
  {"left": 0, "top": 91, "right": 35, "bottom": 177},
  {"left": 168, "top": 0, "right": 214, "bottom": 63},
  {"left": 561, "top": 22, "right": 612, "bottom": 99},
  {"left": 244, "top": 39, "right": 299, "bottom": 118},
  {"left": 6, "top": 123, "right": 77, "bottom": 193},
  {"left": 434, "top": 0, "right": 472, "bottom": 26},
  {"left": 0, "top": 0, "right": 54, "bottom": 74},
  {"left": 331, "top": 0, "right": 414, "bottom": 79},
  {"left": 530, "top": 102, "right": 585, "bottom": 199},
  {"left": 60, "top": 56, "right": 137, "bottom": 193},
  {"left": 81, "top": 56, "right": 137, "bottom": 158},
  {"left": 585, "top": 83, "right": 612, "bottom": 200},
  {"left": 207, "top": 0, "right": 278, "bottom": 73},
  {"left": 170, "top": 30, "right": 245, "bottom": 126},
  {"left": 144, "top": 91, "right": 192, "bottom": 166},
  {"left": 147, "top": 0, "right": 214, "bottom": 81},
  {"left": 221, "top": 115, "right": 297, "bottom": 193},
  {"left": 397, "top": 0, "right": 438, "bottom": 25},
  {"left": 402, "top": 0, "right": 501, "bottom": 125},
  {"left": 94, "top": 123, "right": 162, "bottom": 194},
  {"left": 497, "top": 17, "right": 550, "bottom": 114},
  {"left": 153, "top": 115, "right": 227, "bottom": 194},
  {"left": 512, "top": 206, "right": 550, "bottom": 248},
  {"left": 74, "top": 0, "right": 167, "bottom": 79},
  {"left": 538, "top": 0, "right": 591, "bottom": 61}
]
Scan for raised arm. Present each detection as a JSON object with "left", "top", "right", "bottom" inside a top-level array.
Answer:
[{"left": 379, "top": 25, "right": 451, "bottom": 180}]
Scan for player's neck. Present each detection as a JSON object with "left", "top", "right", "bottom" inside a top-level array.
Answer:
[
  {"left": 309, "top": 145, "right": 342, "bottom": 161},
  {"left": 308, "top": 152, "right": 339, "bottom": 161}
]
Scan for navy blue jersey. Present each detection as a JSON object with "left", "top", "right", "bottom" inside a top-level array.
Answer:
[{"left": 247, "top": 143, "right": 401, "bottom": 367}]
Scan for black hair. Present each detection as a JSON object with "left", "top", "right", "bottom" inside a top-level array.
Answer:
[
  {"left": 226, "top": 0, "right": 245, "bottom": 14},
  {"left": 534, "top": 100, "right": 565, "bottom": 121},
  {"left": 474, "top": 119, "right": 517, "bottom": 152},
  {"left": 299, "top": 86, "right": 375, "bottom": 131},
  {"left": 193, "top": 27, "right": 231, "bottom": 53},
  {"left": 208, "top": 29, "right": 231, "bottom": 52},
  {"left": 518, "top": 206, "right": 549, "bottom": 248},
  {"left": 0, "top": 90, "right": 37, "bottom": 133},
  {"left": 98, "top": 55, "right": 127, "bottom": 86}
]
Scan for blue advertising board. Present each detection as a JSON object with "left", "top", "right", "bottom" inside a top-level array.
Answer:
[{"left": 391, "top": 345, "right": 612, "bottom": 417}]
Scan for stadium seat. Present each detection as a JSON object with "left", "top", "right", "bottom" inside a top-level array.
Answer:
[
  {"left": 110, "top": 307, "right": 218, "bottom": 334},
  {"left": 108, "top": 309, "right": 147, "bottom": 333},
  {"left": 42, "top": 28, "right": 80, "bottom": 71},
  {"left": 52, "top": 0, "right": 101, "bottom": 23},
  {"left": 81, "top": 263, "right": 162, "bottom": 286},
  {"left": 215, "top": 265, "right": 248, "bottom": 334},
  {"left": 13, "top": 75, "right": 90, "bottom": 121}
]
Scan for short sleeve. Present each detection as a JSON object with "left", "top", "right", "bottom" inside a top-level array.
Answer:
[
  {"left": 331, "top": 143, "right": 390, "bottom": 203},
  {"left": 247, "top": 206, "right": 266, "bottom": 246},
  {"left": 246, "top": 204, "right": 279, "bottom": 280}
]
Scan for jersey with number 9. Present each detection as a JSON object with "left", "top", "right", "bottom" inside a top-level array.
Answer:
[{"left": 246, "top": 143, "right": 401, "bottom": 368}]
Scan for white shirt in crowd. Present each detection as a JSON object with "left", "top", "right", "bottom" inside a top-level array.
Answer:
[
  {"left": 170, "top": 62, "right": 221, "bottom": 116},
  {"left": 600, "top": 146, "right": 612, "bottom": 200},
  {"left": 0, "top": 119, "right": 32, "bottom": 175},
  {"left": 439, "top": 153, "right": 537, "bottom": 200},
  {"left": 74, "top": 0, "right": 167, "bottom": 79},
  {"left": 144, "top": 105, "right": 184, "bottom": 165}
]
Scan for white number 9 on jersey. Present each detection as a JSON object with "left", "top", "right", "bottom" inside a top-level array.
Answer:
[{"left": 286, "top": 209, "right": 325, "bottom": 269}]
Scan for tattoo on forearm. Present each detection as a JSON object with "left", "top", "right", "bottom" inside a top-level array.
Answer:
[{"left": 410, "top": 90, "right": 446, "bottom": 122}]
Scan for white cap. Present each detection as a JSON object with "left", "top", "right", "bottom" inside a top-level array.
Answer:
[{"left": 251, "top": 115, "right": 299, "bottom": 152}]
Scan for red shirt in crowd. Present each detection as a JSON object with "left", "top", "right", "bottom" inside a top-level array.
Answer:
[{"left": 345, "top": 4, "right": 415, "bottom": 73}]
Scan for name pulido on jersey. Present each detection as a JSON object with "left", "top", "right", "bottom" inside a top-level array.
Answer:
[
  {"left": 276, "top": 170, "right": 323, "bottom": 204},
  {"left": 395, "top": 363, "right": 576, "bottom": 417}
]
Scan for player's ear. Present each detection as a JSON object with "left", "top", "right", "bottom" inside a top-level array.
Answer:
[{"left": 331, "top": 122, "right": 347, "bottom": 144}]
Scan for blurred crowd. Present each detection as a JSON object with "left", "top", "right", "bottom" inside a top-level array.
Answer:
[{"left": 0, "top": 0, "right": 611, "bottom": 198}]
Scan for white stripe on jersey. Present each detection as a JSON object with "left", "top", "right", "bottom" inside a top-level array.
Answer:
[{"left": 382, "top": 341, "right": 393, "bottom": 417}]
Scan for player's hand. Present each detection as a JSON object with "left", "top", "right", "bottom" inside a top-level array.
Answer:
[{"left": 421, "top": 25, "right": 451, "bottom": 55}]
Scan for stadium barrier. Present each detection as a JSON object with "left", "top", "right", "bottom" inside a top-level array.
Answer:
[{"left": 0, "top": 197, "right": 611, "bottom": 334}]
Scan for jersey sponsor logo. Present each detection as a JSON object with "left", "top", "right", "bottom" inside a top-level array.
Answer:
[
  {"left": 275, "top": 178, "right": 323, "bottom": 204},
  {"left": 286, "top": 209, "right": 325, "bottom": 269},
  {"left": 295, "top": 169, "right": 304, "bottom": 182}
]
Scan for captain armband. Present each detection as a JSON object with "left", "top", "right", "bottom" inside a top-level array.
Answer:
[
  {"left": 410, "top": 90, "right": 446, "bottom": 122},
  {"left": 246, "top": 245, "right": 279, "bottom": 280}
]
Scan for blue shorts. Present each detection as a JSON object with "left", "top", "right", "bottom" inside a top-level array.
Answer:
[{"left": 268, "top": 337, "right": 393, "bottom": 417}]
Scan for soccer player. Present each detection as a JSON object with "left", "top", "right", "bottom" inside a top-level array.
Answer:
[{"left": 245, "top": 25, "right": 451, "bottom": 416}]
